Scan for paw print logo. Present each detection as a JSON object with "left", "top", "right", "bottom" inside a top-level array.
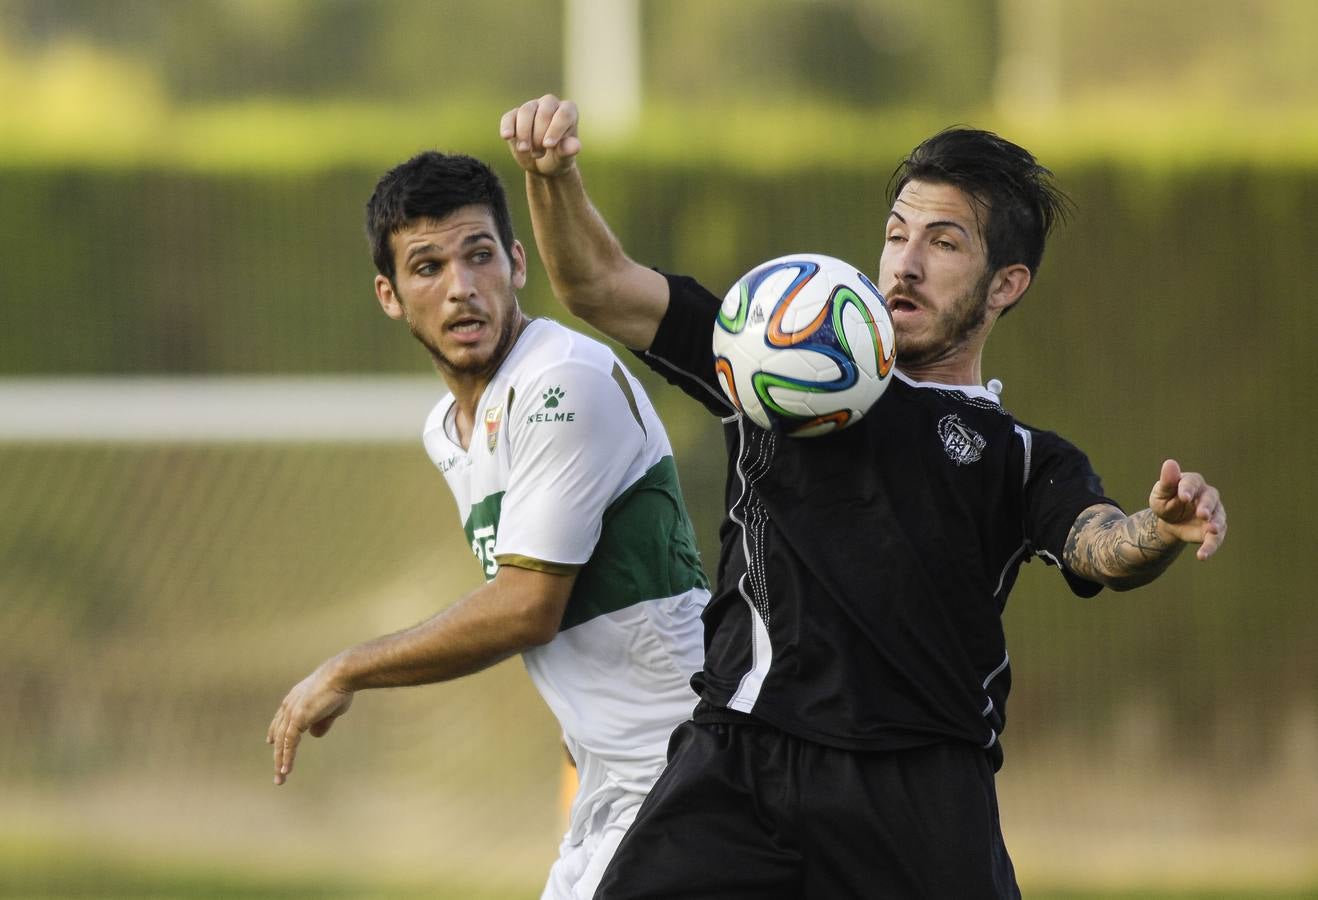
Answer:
[{"left": 542, "top": 386, "right": 565, "bottom": 409}]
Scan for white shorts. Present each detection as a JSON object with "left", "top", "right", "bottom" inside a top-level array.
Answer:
[{"left": 540, "top": 790, "right": 644, "bottom": 900}]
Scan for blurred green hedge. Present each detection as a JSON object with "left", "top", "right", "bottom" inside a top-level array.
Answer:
[{"left": 3, "top": 158, "right": 1314, "bottom": 376}]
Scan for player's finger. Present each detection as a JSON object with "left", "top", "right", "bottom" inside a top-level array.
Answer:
[
  {"left": 272, "top": 709, "right": 291, "bottom": 771},
  {"left": 1176, "top": 471, "right": 1207, "bottom": 505},
  {"left": 1193, "top": 485, "right": 1220, "bottom": 520},
  {"left": 1193, "top": 498, "right": 1227, "bottom": 559},
  {"left": 271, "top": 703, "right": 299, "bottom": 782},
  {"left": 277, "top": 723, "right": 303, "bottom": 784},
  {"left": 532, "top": 94, "right": 561, "bottom": 150},
  {"left": 514, "top": 99, "right": 541, "bottom": 151},
  {"left": 272, "top": 723, "right": 286, "bottom": 781},
  {"left": 557, "top": 134, "right": 582, "bottom": 158},
  {"left": 1151, "top": 459, "right": 1182, "bottom": 501},
  {"left": 268, "top": 697, "right": 292, "bottom": 749},
  {"left": 541, "top": 99, "right": 578, "bottom": 149},
  {"left": 498, "top": 107, "right": 518, "bottom": 141},
  {"left": 1168, "top": 461, "right": 1191, "bottom": 499}
]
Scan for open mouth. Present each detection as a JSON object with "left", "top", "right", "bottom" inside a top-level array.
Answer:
[
  {"left": 449, "top": 318, "right": 485, "bottom": 335},
  {"left": 887, "top": 297, "right": 920, "bottom": 314}
]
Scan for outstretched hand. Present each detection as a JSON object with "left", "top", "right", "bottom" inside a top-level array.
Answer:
[
  {"left": 266, "top": 662, "right": 354, "bottom": 785},
  {"left": 1148, "top": 458, "right": 1227, "bottom": 561},
  {"left": 501, "top": 94, "right": 582, "bottom": 177}
]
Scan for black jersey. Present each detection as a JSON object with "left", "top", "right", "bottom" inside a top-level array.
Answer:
[{"left": 636, "top": 272, "right": 1117, "bottom": 769}]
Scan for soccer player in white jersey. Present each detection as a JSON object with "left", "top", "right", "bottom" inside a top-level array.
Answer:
[{"left": 266, "top": 151, "right": 710, "bottom": 900}]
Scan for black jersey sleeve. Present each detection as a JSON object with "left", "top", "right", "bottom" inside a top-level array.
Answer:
[
  {"left": 629, "top": 271, "right": 737, "bottom": 417},
  {"left": 1021, "top": 427, "right": 1121, "bottom": 598}
]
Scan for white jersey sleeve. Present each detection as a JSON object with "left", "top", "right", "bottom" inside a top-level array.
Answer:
[{"left": 493, "top": 359, "right": 649, "bottom": 571}]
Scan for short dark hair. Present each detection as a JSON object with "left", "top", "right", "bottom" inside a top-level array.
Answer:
[
  {"left": 888, "top": 127, "right": 1072, "bottom": 280},
  {"left": 365, "top": 151, "right": 516, "bottom": 282}
]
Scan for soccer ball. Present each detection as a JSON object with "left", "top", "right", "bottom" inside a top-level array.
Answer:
[{"left": 713, "top": 253, "right": 896, "bottom": 437}]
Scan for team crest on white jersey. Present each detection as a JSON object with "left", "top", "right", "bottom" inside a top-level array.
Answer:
[
  {"left": 938, "top": 413, "right": 986, "bottom": 466},
  {"left": 484, "top": 404, "right": 503, "bottom": 453}
]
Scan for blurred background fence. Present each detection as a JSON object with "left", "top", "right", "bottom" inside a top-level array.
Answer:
[{"left": 2, "top": 0, "right": 1316, "bottom": 896}]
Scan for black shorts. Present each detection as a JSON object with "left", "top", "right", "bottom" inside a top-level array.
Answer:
[{"left": 594, "top": 717, "right": 1020, "bottom": 899}]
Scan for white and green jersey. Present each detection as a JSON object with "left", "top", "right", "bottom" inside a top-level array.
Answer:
[{"left": 423, "top": 318, "right": 709, "bottom": 843}]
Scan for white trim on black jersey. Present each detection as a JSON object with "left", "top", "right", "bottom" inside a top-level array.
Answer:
[
  {"left": 993, "top": 544, "right": 1030, "bottom": 597},
  {"left": 980, "top": 652, "right": 1011, "bottom": 749},
  {"left": 893, "top": 369, "right": 1003, "bottom": 405},
  {"left": 728, "top": 417, "right": 776, "bottom": 712},
  {"left": 640, "top": 349, "right": 735, "bottom": 412},
  {"left": 1014, "top": 425, "right": 1034, "bottom": 485}
]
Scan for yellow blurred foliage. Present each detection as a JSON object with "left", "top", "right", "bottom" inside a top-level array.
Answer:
[
  {"left": 0, "top": 37, "right": 168, "bottom": 163},
  {"left": 0, "top": 30, "right": 1315, "bottom": 173}
]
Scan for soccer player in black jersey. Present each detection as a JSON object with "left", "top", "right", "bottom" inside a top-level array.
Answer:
[{"left": 502, "top": 95, "right": 1228, "bottom": 899}]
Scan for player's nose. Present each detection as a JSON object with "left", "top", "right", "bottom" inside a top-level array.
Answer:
[
  {"left": 445, "top": 263, "right": 478, "bottom": 302},
  {"left": 881, "top": 241, "right": 921, "bottom": 285},
  {"left": 892, "top": 242, "right": 924, "bottom": 282}
]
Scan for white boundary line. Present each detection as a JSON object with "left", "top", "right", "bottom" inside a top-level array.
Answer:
[{"left": 0, "top": 377, "right": 446, "bottom": 442}]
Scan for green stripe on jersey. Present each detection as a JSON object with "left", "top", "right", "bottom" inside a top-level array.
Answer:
[
  {"left": 561, "top": 455, "right": 708, "bottom": 630},
  {"left": 462, "top": 457, "right": 707, "bottom": 630},
  {"left": 463, "top": 491, "right": 505, "bottom": 580}
]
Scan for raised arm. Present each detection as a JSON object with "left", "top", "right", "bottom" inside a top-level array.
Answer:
[
  {"left": 1063, "top": 459, "right": 1227, "bottom": 591},
  {"left": 501, "top": 94, "right": 669, "bottom": 351},
  {"left": 266, "top": 565, "right": 574, "bottom": 784}
]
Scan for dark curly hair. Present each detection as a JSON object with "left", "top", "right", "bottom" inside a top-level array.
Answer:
[
  {"left": 365, "top": 151, "right": 516, "bottom": 282},
  {"left": 888, "top": 127, "right": 1073, "bottom": 280}
]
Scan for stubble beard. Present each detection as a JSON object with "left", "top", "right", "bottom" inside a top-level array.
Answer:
[
  {"left": 406, "top": 301, "right": 523, "bottom": 381},
  {"left": 890, "top": 269, "right": 994, "bottom": 370}
]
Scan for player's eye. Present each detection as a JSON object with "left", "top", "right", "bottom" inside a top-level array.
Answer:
[
  {"left": 933, "top": 239, "right": 956, "bottom": 251},
  {"left": 886, "top": 233, "right": 906, "bottom": 244},
  {"left": 416, "top": 261, "right": 440, "bottom": 275}
]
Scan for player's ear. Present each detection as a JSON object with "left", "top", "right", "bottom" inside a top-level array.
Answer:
[
  {"left": 988, "top": 263, "right": 1031, "bottom": 314},
  {"left": 510, "top": 239, "right": 528, "bottom": 291},
  {"left": 375, "top": 274, "right": 406, "bottom": 321}
]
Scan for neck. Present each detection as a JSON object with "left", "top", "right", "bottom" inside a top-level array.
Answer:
[
  {"left": 898, "top": 356, "right": 982, "bottom": 386},
  {"left": 897, "top": 310, "right": 1000, "bottom": 386},
  {"left": 445, "top": 373, "right": 491, "bottom": 421},
  {"left": 898, "top": 331, "right": 987, "bottom": 386},
  {"left": 444, "top": 314, "right": 530, "bottom": 449}
]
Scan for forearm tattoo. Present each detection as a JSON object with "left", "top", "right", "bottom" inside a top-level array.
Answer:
[{"left": 1063, "top": 506, "right": 1185, "bottom": 591}]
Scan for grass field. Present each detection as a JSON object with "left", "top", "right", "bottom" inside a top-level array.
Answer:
[
  {"left": 0, "top": 838, "right": 542, "bottom": 899},
  {"left": 2, "top": 843, "right": 1314, "bottom": 900}
]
